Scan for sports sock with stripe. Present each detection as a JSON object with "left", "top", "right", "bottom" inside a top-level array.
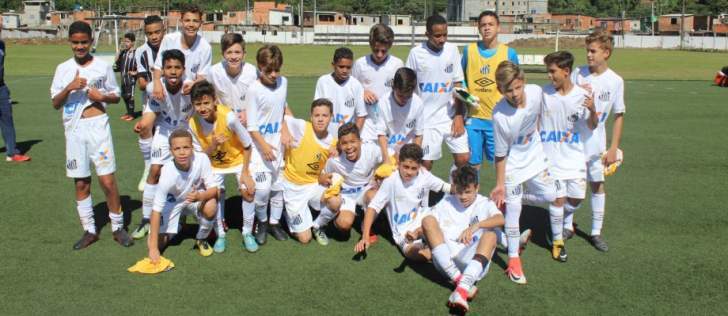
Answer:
[
  {"left": 109, "top": 208, "right": 123, "bottom": 232},
  {"left": 431, "top": 244, "right": 460, "bottom": 282},
  {"left": 549, "top": 203, "right": 564, "bottom": 241},
  {"left": 269, "top": 190, "right": 283, "bottom": 225},
  {"left": 505, "top": 200, "right": 522, "bottom": 258},
  {"left": 76, "top": 196, "right": 96, "bottom": 234},
  {"left": 591, "top": 193, "right": 605, "bottom": 236}
]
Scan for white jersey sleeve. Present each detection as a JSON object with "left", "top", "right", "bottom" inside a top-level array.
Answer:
[
  {"left": 354, "top": 81, "right": 367, "bottom": 118},
  {"left": 103, "top": 63, "right": 120, "bottom": 96},
  {"left": 200, "top": 154, "right": 217, "bottom": 189},
  {"left": 368, "top": 176, "right": 393, "bottom": 213},
  {"left": 226, "top": 111, "right": 252, "bottom": 148},
  {"left": 284, "top": 115, "right": 307, "bottom": 145}
]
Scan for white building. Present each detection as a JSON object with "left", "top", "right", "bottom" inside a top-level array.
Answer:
[
  {"left": 2, "top": 13, "right": 21, "bottom": 29},
  {"left": 269, "top": 9, "right": 293, "bottom": 26},
  {"left": 348, "top": 14, "right": 380, "bottom": 26},
  {"left": 22, "top": 0, "right": 54, "bottom": 27},
  {"left": 447, "top": 0, "right": 548, "bottom": 21}
]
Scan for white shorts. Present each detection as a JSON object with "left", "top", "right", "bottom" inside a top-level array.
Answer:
[
  {"left": 159, "top": 201, "right": 201, "bottom": 235},
  {"left": 422, "top": 121, "right": 469, "bottom": 161},
  {"left": 249, "top": 169, "right": 281, "bottom": 206},
  {"left": 212, "top": 165, "right": 244, "bottom": 190},
  {"left": 339, "top": 184, "right": 373, "bottom": 214},
  {"left": 444, "top": 230, "right": 495, "bottom": 278},
  {"left": 150, "top": 130, "right": 172, "bottom": 165},
  {"left": 506, "top": 169, "right": 557, "bottom": 204},
  {"left": 555, "top": 178, "right": 587, "bottom": 199},
  {"left": 282, "top": 179, "right": 324, "bottom": 233},
  {"left": 586, "top": 156, "right": 605, "bottom": 182},
  {"left": 393, "top": 209, "right": 430, "bottom": 252},
  {"left": 65, "top": 114, "right": 116, "bottom": 178}
]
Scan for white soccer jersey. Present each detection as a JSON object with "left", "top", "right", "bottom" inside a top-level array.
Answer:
[
  {"left": 313, "top": 74, "right": 367, "bottom": 137},
  {"left": 190, "top": 111, "right": 253, "bottom": 152},
  {"left": 432, "top": 194, "right": 502, "bottom": 242},
  {"left": 50, "top": 57, "right": 120, "bottom": 131},
  {"left": 376, "top": 93, "right": 425, "bottom": 152},
  {"left": 352, "top": 55, "right": 404, "bottom": 142},
  {"left": 369, "top": 168, "right": 449, "bottom": 238},
  {"left": 540, "top": 84, "right": 591, "bottom": 180},
  {"left": 153, "top": 32, "right": 212, "bottom": 80},
  {"left": 205, "top": 61, "right": 258, "bottom": 113},
  {"left": 246, "top": 77, "right": 288, "bottom": 173},
  {"left": 145, "top": 79, "right": 192, "bottom": 133},
  {"left": 405, "top": 42, "right": 464, "bottom": 125},
  {"left": 324, "top": 142, "right": 383, "bottom": 191},
  {"left": 493, "top": 84, "right": 548, "bottom": 186},
  {"left": 571, "top": 66, "right": 626, "bottom": 159},
  {"left": 153, "top": 152, "right": 216, "bottom": 212}
]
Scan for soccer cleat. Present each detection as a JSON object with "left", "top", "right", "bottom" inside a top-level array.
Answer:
[
  {"left": 6, "top": 154, "right": 31, "bottom": 162},
  {"left": 505, "top": 257, "right": 527, "bottom": 285},
  {"left": 552, "top": 239, "right": 567, "bottom": 262},
  {"left": 195, "top": 240, "right": 213, "bottom": 257},
  {"left": 563, "top": 229, "right": 575, "bottom": 240},
  {"left": 112, "top": 228, "right": 134, "bottom": 247},
  {"left": 242, "top": 233, "right": 258, "bottom": 253},
  {"left": 254, "top": 221, "right": 268, "bottom": 245},
  {"left": 120, "top": 114, "right": 134, "bottom": 121},
  {"left": 452, "top": 275, "right": 478, "bottom": 301},
  {"left": 591, "top": 235, "right": 609, "bottom": 252},
  {"left": 137, "top": 165, "right": 150, "bottom": 192},
  {"left": 131, "top": 222, "right": 150, "bottom": 240},
  {"left": 519, "top": 229, "right": 532, "bottom": 254},
  {"left": 312, "top": 227, "right": 329, "bottom": 246},
  {"left": 269, "top": 224, "right": 288, "bottom": 241},
  {"left": 73, "top": 231, "right": 99, "bottom": 250},
  {"left": 213, "top": 236, "right": 226, "bottom": 253},
  {"left": 447, "top": 286, "right": 470, "bottom": 313}
]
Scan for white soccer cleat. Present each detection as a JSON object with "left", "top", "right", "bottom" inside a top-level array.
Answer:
[{"left": 447, "top": 287, "right": 470, "bottom": 313}]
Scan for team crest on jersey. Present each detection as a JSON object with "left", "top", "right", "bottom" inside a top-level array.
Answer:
[
  {"left": 511, "top": 185, "right": 521, "bottom": 196},
  {"left": 568, "top": 112, "right": 580, "bottom": 123},
  {"left": 444, "top": 63, "right": 454, "bottom": 73},
  {"left": 480, "top": 65, "right": 491, "bottom": 75},
  {"left": 344, "top": 98, "right": 355, "bottom": 108},
  {"left": 406, "top": 119, "right": 417, "bottom": 129},
  {"left": 66, "top": 159, "right": 78, "bottom": 170},
  {"left": 182, "top": 103, "right": 192, "bottom": 113},
  {"left": 417, "top": 188, "right": 426, "bottom": 200}
]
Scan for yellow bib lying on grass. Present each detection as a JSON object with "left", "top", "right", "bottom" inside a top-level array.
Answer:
[{"left": 128, "top": 257, "right": 175, "bottom": 274}]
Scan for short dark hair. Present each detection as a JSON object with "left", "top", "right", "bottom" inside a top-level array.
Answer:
[
  {"left": 543, "top": 51, "right": 574, "bottom": 72},
  {"left": 190, "top": 80, "right": 216, "bottom": 101},
  {"left": 162, "top": 49, "right": 185, "bottom": 67},
  {"left": 338, "top": 122, "right": 360, "bottom": 140},
  {"left": 168, "top": 128, "right": 192, "bottom": 146},
  {"left": 369, "top": 24, "right": 394, "bottom": 46},
  {"left": 393, "top": 67, "right": 417, "bottom": 94},
  {"left": 220, "top": 32, "right": 244, "bottom": 53},
  {"left": 68, "top": 21, "right": 92, "bottom": 38},
  {"left": 426, "top": 14, "right": 447, "bottom": 33},
  {"left": 311, "top": 98, "right": 333, "bottom": 114},
  {"left": 478, "top": 11, "right": 500, "bottom": 25},
  {"left": 453, "top": 165, "right": 479, "bottom": 190},
  {"left": 256, "top": 45, "right": 283, "bottom": 69},
  {"left": 399, "top": 143, "right": 423, "bottom": 164},
  {"left": 144, "top": 15, "right": 163, "bottom": 26},
  {"left": 124, "top": 32, "right": 135, "bottom": 42},
  {"left": 181, "top": 4, "right": 204, "bottom": 19},
  {"left": 333, "top": 47, "right": 354, "bottom": 63}
]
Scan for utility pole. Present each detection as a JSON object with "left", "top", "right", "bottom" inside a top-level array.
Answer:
[
  {"left": 679, "top": 0, "right": 685, "bottom": 49},
  {"left": 651, "top": 1, "right": 655, "bottom": 36}
]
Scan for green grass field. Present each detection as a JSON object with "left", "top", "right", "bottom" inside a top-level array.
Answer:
[{"left": 1, "top": 43, "right": 727, "bottom": 315}]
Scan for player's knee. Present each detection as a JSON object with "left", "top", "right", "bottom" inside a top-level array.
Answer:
[
  {"left": 421, "top": 215, "right": 438, "bottom": 231},
  {"left": 74, "top": 178, "right": 92, "bottom": 195},
  {"left": 296, "top": 231, "right": 312, "bottom": 244},
  {"left": 566, "top": 198, "right": 582, "bottom": 207},
  {"left": 201, "top": 199, "right": 217, "bottom": 219},
  {"left": 326, "top": 197, "right": 342, "bottom": 211},
  {"left": 335, "top": 215, "right": 353, "bottom": 232},
  {"left": 553, "top": 197, "right": 565, "bottom": 207},
  {"left": 422, "top": 160, "right": 434, "bottom": 170},
  {"left": 98, "top": 175, "right": 118, "bottom": 191},
  {"left": 454, "top": 153, "right": 470, "bottom": 167}
]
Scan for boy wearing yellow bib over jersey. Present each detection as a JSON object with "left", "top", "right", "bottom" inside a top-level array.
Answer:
[
  {"left": 281, "top": 98, "right": 336, "bottom": 244},
  {"left": 462, "top": 11, "right": 519, "bottom": 169},
  {"left": 188, "top": 81, "right": 255, "bottom": 253}
]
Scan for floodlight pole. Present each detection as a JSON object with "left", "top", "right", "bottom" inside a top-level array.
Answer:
[{"left": 679, "top": 0, "right": 685, "bottom": 49}]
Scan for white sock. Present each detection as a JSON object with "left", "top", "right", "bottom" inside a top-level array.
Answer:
[
  {"left": 497, "top": 229, "right": 508, "bottom": 248},
  {"left": 431, "top": 244, "right": 460, "bottom": 282},
  {"left": 142, "top": 183, "right": 157, "bottom": 220},
  {"left": 253, "top": 188, "right": 270, "bottom": 222},
  {"left": 196, "top": 216, "right": 214, "bottom": 240},
  {"left": 549, "top": 204, "right": 564, "bottom": 241},
  {"left": 313, "top": 206, "right": 336, "bottom": 229},
  {"left": 76, "top": 196, "right": 96, "bottom": 234},
  {"left": 591, "top": 193, "right": 606, "bottom": 236},
  {"left": 242, "top": 200, "right": 255, "bottom": 235},
  {"left": 563, "top": 203, "right": 579, "bottom": 232},
  {"left": 109, "top": 209, "right": 123, "bottom": 232},
  {"left": 139, "top": 137, "right": 152, "bottom": 165},
  {"left": 255, "top": 205, "right": 268, "bottom": 223},
  {"left": 215, "top": 189, "right": 226, "bottom": 238},
  {"left": 269, "top": 190, "right": 284, "bottom": 225},
  {"left": 460, "top": 256, "right": 489, "bottom": 290},
  {"left": 505, "top": 200, "right": 522, "bottom": 258}
]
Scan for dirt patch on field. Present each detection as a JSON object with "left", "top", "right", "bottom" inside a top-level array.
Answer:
[{"left": 509, "top": 37, "right": 586, "bottom": 49}]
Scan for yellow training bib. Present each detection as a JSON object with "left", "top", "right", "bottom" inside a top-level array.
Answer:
[
  {"left": 466, "top": 43, "right": 509, "bottom": 120},
  {"left": 189, "top": 105, "right": 245, "bottom": 169},
  {"left": 284, "top": 122, "right": 334, "bottom": 185}
]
